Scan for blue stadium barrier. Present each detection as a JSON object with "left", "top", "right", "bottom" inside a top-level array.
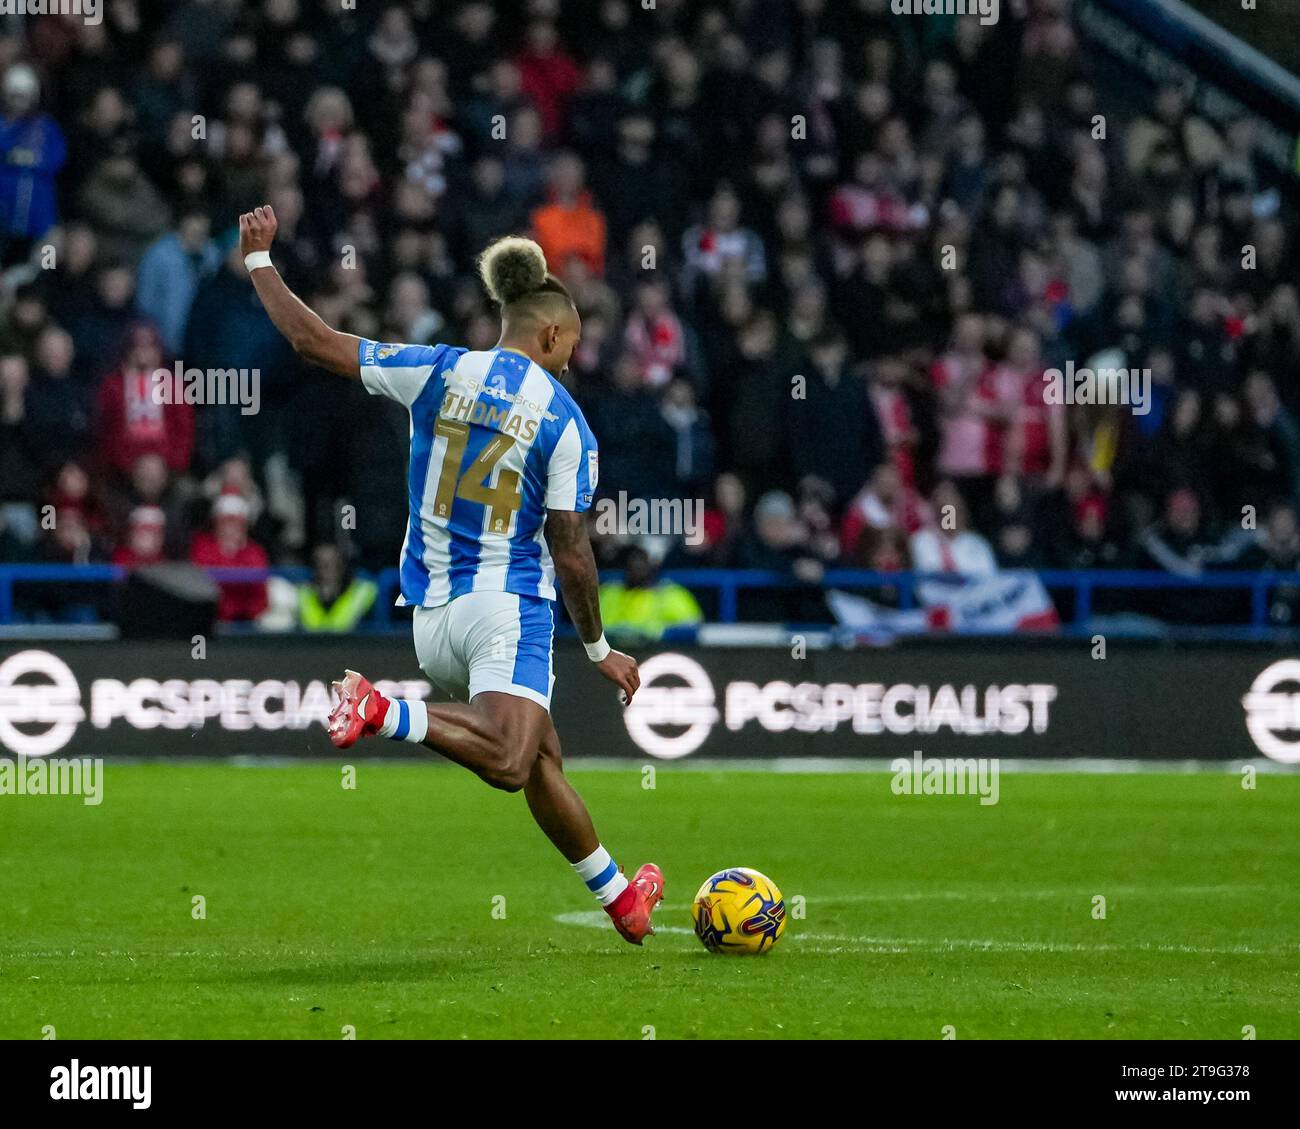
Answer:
[{"left": 1, "top": 564, "right": 1299, "bottom": 637}]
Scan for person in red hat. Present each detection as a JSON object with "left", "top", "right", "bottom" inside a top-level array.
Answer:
[
  {"left": 111, "top": 505, "right": 167, "bottom": 567},
  {"left": 188, "top": 492, "right": 268, "bottom": 622}
]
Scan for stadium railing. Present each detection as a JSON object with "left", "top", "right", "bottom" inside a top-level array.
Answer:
[{"left": 1, "top": 564, "right": 1299, "bottom": 639}]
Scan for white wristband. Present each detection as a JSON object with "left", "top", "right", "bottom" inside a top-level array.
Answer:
[
  {"left": 584, "top": 633, "right": 611, "bottom": 662},
  {"left": 244, "top": 250, "right": 273, "bottom": 272}
]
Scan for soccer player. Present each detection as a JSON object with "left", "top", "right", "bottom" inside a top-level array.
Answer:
[{"left": 238, "top": 206, "right": 663, "bottom": 944}]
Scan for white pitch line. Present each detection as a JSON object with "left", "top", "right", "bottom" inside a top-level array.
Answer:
[
  {"left": 647, "top": 884, "right": 1282, "bottom": 912},
  {"left": 797, "top": 883, "right": 1292, "bottom": 903},
  {"left": 553, "top": 907, "right": 1300, "bottom": 957},
  {"left": 560, "top": 757, "right": 1300, "bottom": 774}
]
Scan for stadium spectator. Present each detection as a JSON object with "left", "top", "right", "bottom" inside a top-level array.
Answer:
[
  {"left": 96, "top": 321, "right": 195, "bottom": 479},
  {"left": 297, "top": 543, "right": 378, "bottom": 632},
  {"left": 797, "top": 476, "right": 844, "bottom": 571},
  {"left": 659, "top": 379, "right": 715, "bottom": 499},
  {"left": 132, "top": 39, "right": 191, "bottom": 147},
  {"left": 585, "top": 351, "right": 675, "bottom": 504},
  {"left": 450, "top": 155, "right": 530, "bottom": 266},
  {"left": 135, "top": 209, "right": 220, "bottom": 354},
  {"left": 829, "top": 151, "right": 928, "bottom": 238},
  {"left": 22, "top": 326, "right": 94, "bottom": 472},
  {"left": 1136, "top": 487, "right": 1243, "bottom": 621},
  {"left": 76, "top": 131, "right": 172, "bottom": 263},
  {"left": 787, "top": 328, "right": 885, "bottom": 509},
  {"left": 384, "top": 272, "right": 444, "bottom": 345},
  {"left": 108, "top": 452, "right": 192, "bottom": 562},
  {"left": 43, "top": 223, "right": 99, "bottom": 328},
  {"left": 41, "top": 461, "right": 105, "bottom": 564},
  {"left": 515, "top": 19, "right": 581, "bottom": 141},
  {"left": 735, "top": 489, "right": 828, "bottom": 621},
  {"left": 1247, "top": 284, "right": 1300, "bottom": 404},
  {"left": 199, "top": 456, "right": 267, "bottom": 538},
  {"left": 62, "top": 262, "right": 138, "bottom": 382},
  {"left": 40, "top": 506, "right": 94, "bottom": 566},
  {"left": 717, "top": 308, "right": 797, "bottom": 496},
  {"left": 189, "top": 492, "right": 268, "bottom": 623},
  {"left": 990, "top": 326, "right": 1067, "bottom": 489},
  {"left": 592, "top": 113, "right": 686, "bottom": 245},
  {"left": 0, "top": 354, "right": 42, "bottom": 525},
  {"left": 0, "top": 63, "right": 66, "bottom": 262},
  {"left": 623, "top": 278, "right": 686, "bottom": 389},
  {"left": 1056, "top": 492, "right": 1127, "bottom": 571},
  {"left": 682, "top": 183, "right": 767, "bottom": 294},
  {"left": 0, "top": 508, "right": 33, "bottom": 563},
  {"left": 909, "top": 482, "right": 998, "bottom": 578},
  {"left": 1176, "top": 287, "right": 1238, "bottom": 396},
  {"left": 664, "top": 470, "right": 746, "bottom": 570},
  {"left": 599, "top": 546, "right": 703, "bottom": 642},
  {"left": 870, "top": 356, "right": 923, "bottom": 488},
  {"left": 1245, "top": 502, "right": 1300, "bottom": 626},
  {"left": 989, "top": 474, "right": 1045, "bottom": 569},
  {"left": 931, "top": 313, "right": 1000, "bottom": 514},
  {"left": 183, "top": 243, "right": 297, "bottom": 467},
  {"left": 1139, "top": 388, "right": 1211, "bottom": 503},
  {"left": 111, "top": 505, "right": 168, "bottom": 568},
  {"left": 531, "top": 151, "right": 606, "bottom": 276},
  {"left": 840, "top": 462, "right": 932, "bottom": 566},
  {"left": 1240, "top": 370, "right": 1300, "bottom": 507}
]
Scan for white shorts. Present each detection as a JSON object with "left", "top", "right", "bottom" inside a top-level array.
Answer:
[{"left": 412, "top": 590, "right": 556, "bottom": 711}]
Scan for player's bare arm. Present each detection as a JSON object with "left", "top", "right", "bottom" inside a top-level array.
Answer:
[
  {"left": 544, "top": 507, "right": 640, "bottom": 705},
  {"left": 238, "top": 205, "right": 362, "bottom": 379}
]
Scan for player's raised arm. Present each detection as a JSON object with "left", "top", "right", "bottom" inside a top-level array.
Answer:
[
  {"left": 239, "top": 205, "right": 362, "bottom": 379},
  {"left": 544, "top": 508, "right": 640, "bottom": 705}
]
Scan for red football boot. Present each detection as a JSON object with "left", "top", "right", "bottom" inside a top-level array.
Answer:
[
  {"left": 604, "top": 863, "right": 664, "bottom": 945},
  {"left": 326, "top": 669, "right": 389, "bottom": 749}
]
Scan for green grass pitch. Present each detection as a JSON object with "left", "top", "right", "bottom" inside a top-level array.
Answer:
[{"left": 1, "top": 763, "right": 1297, "bottom": 1039}]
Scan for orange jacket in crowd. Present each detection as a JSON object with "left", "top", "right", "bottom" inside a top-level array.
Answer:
[{"left": 531, "top": 190, "right": 607, "bottom": 276}]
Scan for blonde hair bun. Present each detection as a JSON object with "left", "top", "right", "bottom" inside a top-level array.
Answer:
[{"left": 479, "top": 237, "right": 549, "bottom": 305}]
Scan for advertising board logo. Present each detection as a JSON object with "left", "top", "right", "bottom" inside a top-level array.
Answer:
[
  {"left": 1242, "top": 659, "right": 1300, "bottom": 764},
  {"left": 624, "top": 653, "right": 718, "bottom": 759},
  {"left": 0, "top": 650, "right": 85, "bottom": 757}
]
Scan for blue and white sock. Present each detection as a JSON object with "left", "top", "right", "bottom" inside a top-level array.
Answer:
[
  {"left": 573, "top": 845, "right": 629, "bottom": 907},
  {"left": 376, "top": 698, "right": 429, "bottom": 745}
]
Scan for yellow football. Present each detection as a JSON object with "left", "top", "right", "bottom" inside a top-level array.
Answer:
[{"left": 691, "top": 867, "right": 787, "bottom": 954}]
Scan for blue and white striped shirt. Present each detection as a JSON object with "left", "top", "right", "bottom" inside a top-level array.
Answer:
[{"left": 359, "top": 339, "right": 598, "bottom": 607}]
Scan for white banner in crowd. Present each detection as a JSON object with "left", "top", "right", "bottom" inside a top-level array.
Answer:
[{"left": 829, "top": 571, "right": 1060, "bottom": 636}]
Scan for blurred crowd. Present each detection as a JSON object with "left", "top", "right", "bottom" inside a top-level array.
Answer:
[{"left": 1, "top": 0, "right": 1299, "bottom": 626}]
